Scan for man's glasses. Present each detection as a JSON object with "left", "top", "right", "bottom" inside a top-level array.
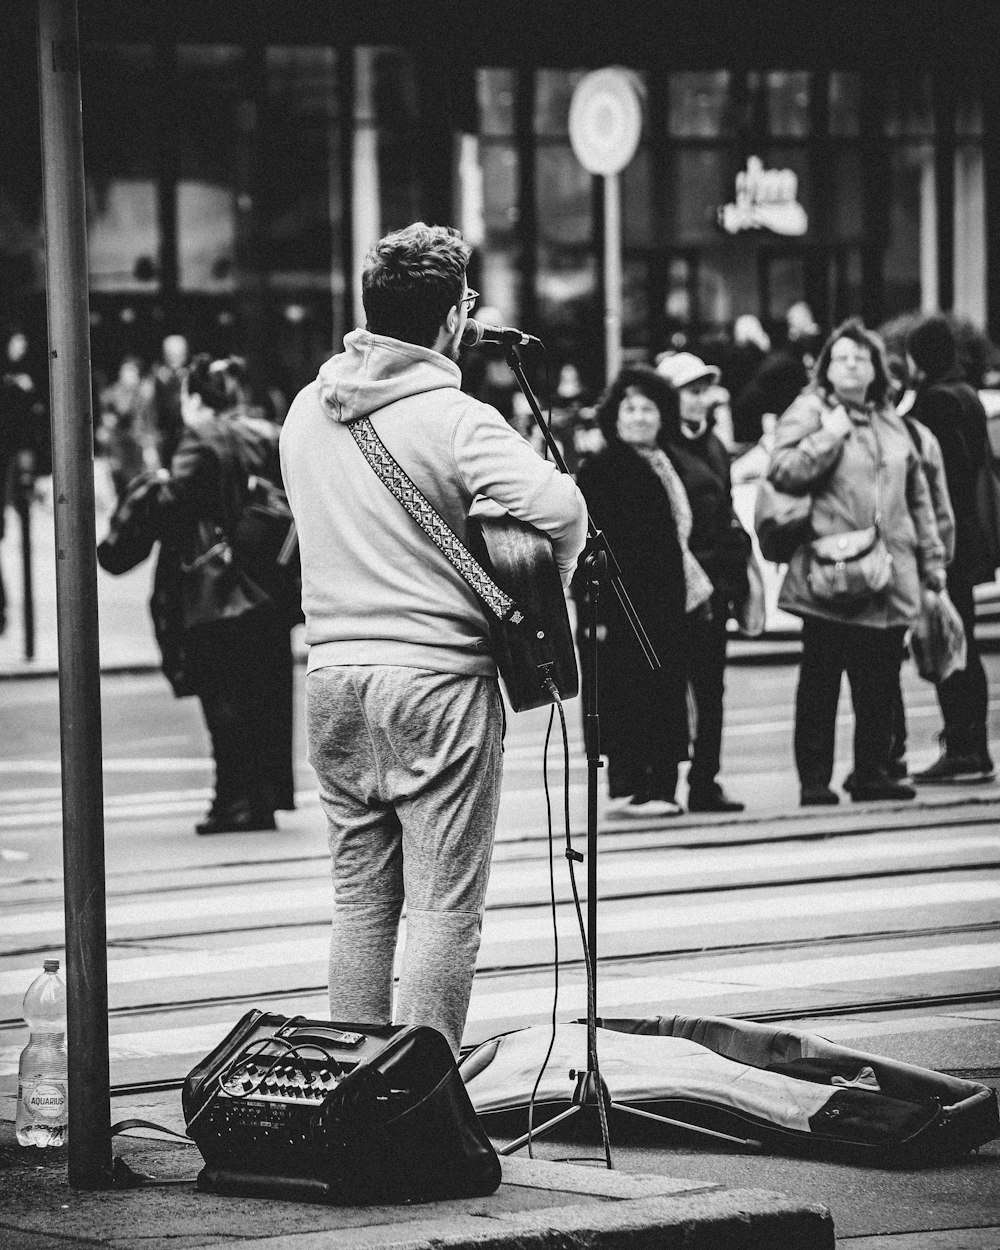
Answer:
[{"left": 459, "top": 288, "right": 479, "bottom": 311}]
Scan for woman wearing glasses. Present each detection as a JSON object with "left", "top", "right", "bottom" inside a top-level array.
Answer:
[{"left": 767, "top": 318, "right": 946, "bottom": 805}]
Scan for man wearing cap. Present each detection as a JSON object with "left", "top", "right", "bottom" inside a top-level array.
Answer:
[
  {"left": 656, "top": 351, "right": 749, "bottom": 813},
  {"left": 906, "top": 315, "right": 995, "bottom": 783}
]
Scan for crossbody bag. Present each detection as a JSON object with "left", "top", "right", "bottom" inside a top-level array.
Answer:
[{"left": 806, "top": 416, "right": 892, "bottom": 605}]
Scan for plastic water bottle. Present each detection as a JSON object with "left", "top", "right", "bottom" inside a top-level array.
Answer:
[{"left": 16, "top": 959, "right": 68, "bottom": 1147}]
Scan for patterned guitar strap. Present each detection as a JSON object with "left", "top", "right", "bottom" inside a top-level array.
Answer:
[{"left": 347, "top": 415, "right": 527, "bottom": 629}]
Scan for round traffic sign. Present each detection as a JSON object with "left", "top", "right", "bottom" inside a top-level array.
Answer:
[{"left": 568, "top": 68, "right": 644, "bottom": 176}]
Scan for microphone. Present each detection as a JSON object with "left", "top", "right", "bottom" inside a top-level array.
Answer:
[{"left": 461, "top": 319, "right": 542, "bottom": 348}]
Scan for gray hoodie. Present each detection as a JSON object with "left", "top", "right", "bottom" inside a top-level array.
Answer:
[{"left": 280, "top": 329, "right": 587, "bottom": 678}]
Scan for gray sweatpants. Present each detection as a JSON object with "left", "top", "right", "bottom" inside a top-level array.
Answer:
[{"left": 305, "top": 665, "right": 504, "bottom": 1055}]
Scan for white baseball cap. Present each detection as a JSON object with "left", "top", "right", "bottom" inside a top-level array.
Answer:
[{"left": 655, "top": 352, "right": 721, "bottom": 390}]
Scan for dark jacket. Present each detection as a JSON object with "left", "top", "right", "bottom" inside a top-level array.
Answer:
[
  {"left": 666, "top": 430, "right": 750, "bottom": 611},
  {"left": 575, "top": 439, "right": 689, "bottom": 763},
  {"left": 98, "top": 411, "right": 284, "bottom": 695},
  {"left": 909, "top": 369, "right": 993, "bottom": 583}
]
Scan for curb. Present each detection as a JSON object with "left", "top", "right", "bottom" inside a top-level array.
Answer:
[{"left": 0, "top": 1133, "right": 835, "bottom": 1250}]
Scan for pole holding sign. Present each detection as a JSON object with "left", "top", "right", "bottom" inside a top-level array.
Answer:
[{"left": 568, "top": 68, "right": 644, "bottom": 384}]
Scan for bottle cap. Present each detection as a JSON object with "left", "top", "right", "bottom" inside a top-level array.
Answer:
[{"left": 43, "top": 959, "right": 60, "bottom": 973}]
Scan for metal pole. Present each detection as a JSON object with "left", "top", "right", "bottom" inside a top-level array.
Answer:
[
  {"left": 603, "top": 173, "right": 623, "bottom": 384},
  {"left": 15, "top": 480, "right": 35, "bottom": 662},
  {"left": 36, "top": 0, "right": 113, "bottom": 1189}
]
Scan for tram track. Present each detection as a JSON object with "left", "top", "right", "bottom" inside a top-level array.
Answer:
[
  {"left": 3, "top": 917, "right": 996, "bottom": 1031},
  {"left": 98, "top": 988, "right": 1000, "bottom": 1100}
]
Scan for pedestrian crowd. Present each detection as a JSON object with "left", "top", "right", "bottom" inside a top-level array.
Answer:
[
  {"left": 2, "top": 292, "right": 997, "bottom": 836},
  {"left": 559, "top": 304, "right": 997, "bottom": 814}
]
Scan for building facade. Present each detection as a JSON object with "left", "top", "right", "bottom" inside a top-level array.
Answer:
[{"left": 3, "top": 1, "right": 998, "bottom": 393}]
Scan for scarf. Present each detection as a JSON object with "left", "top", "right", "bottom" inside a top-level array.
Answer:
[{"left": 635, "top": 445, "right": 713, "bottom": 612}]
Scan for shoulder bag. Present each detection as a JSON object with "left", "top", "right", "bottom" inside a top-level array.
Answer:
[
  {"left": 754, "top": 477, "right": 812, "bottom": 564},
  {"left": 806, "top": 420, "right": 892, "bottom": 605}
]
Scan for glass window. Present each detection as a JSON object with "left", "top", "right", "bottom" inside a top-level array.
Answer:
[
  {"left": 830, "top": 149, "right": 863, "bottom": 237},
  {"left": 671, "top": 149, "right": 730, "bottom": 243},
  {"left": 884, "top": 74, "right": 934, "bottom": 138},
  {"left": 479, "top": 143, "right": 520, "bottom": 314},
  {"left": 665, "top": 255, "right": 692, "bottom": 328},
  {"left": 766, "top": 71, "right": 810, "bottom": 138},
  {"left": 535, "top": 69, "right": 588, "bottom": 137},
  {"left": 82, "top": 44, "right": 158, "bottom": 292},
  {"left": 623, "top": 147, "right": 653, "bottom": 247},
  {"left": 829, "top": 73, "right": 861, "bottom": 136},
  {"left": 884, "top": 142, "right": 934, "bottom": 315},
  {"left": 478, "top": 68, "right": 515, "bottom": 137},
  {"left": 954, "top": 142, "right": 986, "bottom": 325},
  {"left": 176, "top": 45, "right": 241, "bottom": 292},
  {"left": 372, "top": 49, "right": 419, "bottom": 231},
  {"left": 956, "top": 89, "right": 983, "bottom": 138},
  {"left": 536, "top": 145, "right": 592, "bottom": 246},
  {"left": 262, "top": 48, "right": 339, "bottom": 292},
  {"left": 668, "top": 72, "right": 733, "bottom": 138}
]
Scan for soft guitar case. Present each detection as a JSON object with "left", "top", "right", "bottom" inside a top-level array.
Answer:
[
  {"left": 460, "top": 1015, "right": 999, "bottom": 1162},
  {"left": 183, "top": 1011, "right": 501, "bottom": 1204}
]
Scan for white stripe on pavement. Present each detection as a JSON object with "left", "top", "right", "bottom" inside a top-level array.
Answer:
[
  {"left": 1, "top": 945, "right": 996, "bottom": 1077},
  {"left": 493, "top": 832, "right": 998, "bottom": 892},
  {"left": 465, "top": 941, "right": 1000, "bottom": 1023},
  {"left": 3, "top": 876, "right": 997, "bottom": 941}
]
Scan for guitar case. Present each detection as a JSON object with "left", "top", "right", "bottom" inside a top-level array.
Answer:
[{"left": 460, "top": 1015, "right": 999, "bottom": 1162}]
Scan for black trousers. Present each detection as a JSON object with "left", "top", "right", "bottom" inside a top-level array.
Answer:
[
  {"left": 937, "top": 570, "right": 990, "bottom": 757},
  {"left": 190, "top": 604, "right": 294, "bottom": 819},
  {"left": 686, "top": 592, "right": 730, "bottom": 794},
  {"left": 794, "top": 617, "right": 907, "bottom": 790}
]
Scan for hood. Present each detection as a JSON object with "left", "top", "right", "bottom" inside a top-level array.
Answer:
[{"left": 317, "top": 328, "right": 462, "bottom": 424}]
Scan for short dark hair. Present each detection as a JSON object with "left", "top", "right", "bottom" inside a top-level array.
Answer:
[
  {"left": 362, "top": 222, "right": 472, "bottom": 348},
  {"left": 594, "top": 364, "right": 680, "bottom": 447},
  {"left": 907, "top": 314, "right": 958, "bottom": 381},
  {"left": 814, "top": 317, "right": 894, "bottom": 407}
]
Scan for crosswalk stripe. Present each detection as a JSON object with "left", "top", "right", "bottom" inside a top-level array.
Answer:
[
  {"left": 465, "top": 941, "right": 1000, "bottom": 1023},
  {"left": 2, "top": 914, "right": 995, "bottom": 1004},
  {"left": 0, "top": 942, "right": 996, "bottom": 1078},
  {"left": 3, "top": 876, "right": 998, "bottom": 941},
  {"left": 494, "top": 833, "right": 996, "bottom": 892}
]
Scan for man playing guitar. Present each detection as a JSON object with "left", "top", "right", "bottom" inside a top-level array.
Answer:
[{"left": 280, "top": 222, "right": 587, "bottom": 1055}]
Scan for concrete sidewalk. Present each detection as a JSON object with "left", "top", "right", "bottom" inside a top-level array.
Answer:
[{"left": 0, "top": 1113, "right": 834, "bottom": 1250}]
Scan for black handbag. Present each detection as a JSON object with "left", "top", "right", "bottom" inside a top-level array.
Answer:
[
  {"left": 182, "top": 1010, "right": 501, "bottom": 1205},
  {"left": 180, "top": 519, "right": 271, "bottom": 632}
]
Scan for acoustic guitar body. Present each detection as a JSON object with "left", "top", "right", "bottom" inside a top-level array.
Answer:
[{"left": 469, "top": 512, "right": 579, "bottom": 712}]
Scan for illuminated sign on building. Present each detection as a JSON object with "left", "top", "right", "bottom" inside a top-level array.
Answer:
[{"left": 718, "top": 156, "right": 808, "bottom": 236}]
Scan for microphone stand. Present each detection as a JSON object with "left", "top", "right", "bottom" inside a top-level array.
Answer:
[{"left": 492, "top": 342, "right": 756, "bottom": 1161}]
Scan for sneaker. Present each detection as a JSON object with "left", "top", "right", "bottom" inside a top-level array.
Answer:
[
  {"left": 849, "top": 776, "right": 916, "bottom": 801},
  {"left": 687, "top": 784, "right": 745, "bottom": 813},
  {"left": 624, "top": 795, "right": 684, "bottom": 817},
  {"left": 912, "top": 752, "right": 995, "bottom": 784},
  {"left": 800, "top": 785, "right": 839, "bottom": 806}
]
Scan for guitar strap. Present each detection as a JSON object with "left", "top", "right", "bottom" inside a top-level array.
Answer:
[{"left": 347, "top": 415, "right": 527, "bottom": 628}]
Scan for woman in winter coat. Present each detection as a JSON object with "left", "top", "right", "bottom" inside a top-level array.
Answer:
[
  {"left": 575, "top": 365, "right": 711, "bottom": 816},
  {"left": 656, "top": 352, "right": 750, "bottom": 813},
  {"left": 169, "top": 354, "right": 296, "bottom": 834},
  {"left": 768, "top": 318, "right": 946, "bottom": 806}
]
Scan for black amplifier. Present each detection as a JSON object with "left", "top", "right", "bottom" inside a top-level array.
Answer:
[{"left": 182, "top": 1010, "right": 500, "bottom": 1205}]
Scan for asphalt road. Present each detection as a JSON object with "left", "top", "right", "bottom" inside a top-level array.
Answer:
[{"left": 1, "top": 657, "right": 999, "bottom": 1243}]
